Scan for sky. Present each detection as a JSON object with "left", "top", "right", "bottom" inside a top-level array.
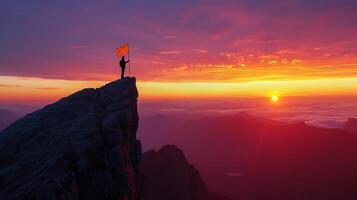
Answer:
[{"left": 0, "top": 0, "right": 357, "bottom": 103}]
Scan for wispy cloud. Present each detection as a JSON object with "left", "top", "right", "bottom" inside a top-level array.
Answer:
[
  {"left": 71, "top": 45, "right": 88, "bottom": 49},
  {"left": 34, "top": 87, "right": 60, "bottom": 90},
  {"left": 153, "top": 61, "right": 167, "bottom": 65},
  {"left": 0, "top": 0, "right": 356, "bottom": 82},
  {"left": 159, "top": 51, "right": 181, "bottom": 55},
  {"left": 0, "top": 84, "right": 22, "bottom": 88},
  {"left": 193, "top": 49, "right": 208, "bottom": 54},
  {"left": 163, "top": 35, "right": 177, "bottom": 39}
]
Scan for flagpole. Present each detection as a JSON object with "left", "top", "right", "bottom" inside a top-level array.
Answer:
[{"left": 128, "top": 43, "right": 131, "bottom": 76}]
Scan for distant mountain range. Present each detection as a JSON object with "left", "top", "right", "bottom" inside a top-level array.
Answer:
[{"left": 140, "top": 112, "right": 357, "bottom": 200}]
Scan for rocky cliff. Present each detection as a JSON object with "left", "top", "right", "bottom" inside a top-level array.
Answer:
[
  {"left": 0, "top": 77, "right": 141, "bottom": 200},
  {"left": 139, "top": 145, "right": 207, "bottom": 200}
]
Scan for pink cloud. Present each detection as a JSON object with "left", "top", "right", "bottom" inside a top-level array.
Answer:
[
  {"left": 1, "top": 0, "right": 356, "bottom": 81},
  {"left": 159, "top": 51, "right": 181, "bottom": 55}
]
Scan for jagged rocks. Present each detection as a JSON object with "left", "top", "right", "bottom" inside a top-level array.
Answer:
[{"left": 0, "top": 77, "right": 141, "bottom": 200}]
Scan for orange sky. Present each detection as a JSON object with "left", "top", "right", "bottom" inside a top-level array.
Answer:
[
  {"left": 1, "top": 75, "right": 357, "bottom": 104},
  {"left": 1, "top": 0, "right": 357, "bottom": 104}
]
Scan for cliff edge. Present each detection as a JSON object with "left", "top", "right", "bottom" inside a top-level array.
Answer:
[{"left": 0, "top": 77, "right": 141, "bottom": 200}]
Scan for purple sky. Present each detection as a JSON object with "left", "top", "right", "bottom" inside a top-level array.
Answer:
[{"left": 0, "top": 0, "right": 356, "bottom": 81}]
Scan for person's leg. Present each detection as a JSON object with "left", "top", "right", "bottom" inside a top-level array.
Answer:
[{"left": 121, "top": 67, "right": 124, "bottom": 79}]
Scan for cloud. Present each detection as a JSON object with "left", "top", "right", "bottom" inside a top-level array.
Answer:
[
  {"left": 34, "top": 87, "right": 60, "bottom": 90},
  {"left": 139, "top": 96, "right": 357, "bottom": 129},
  {"left": 193, "top": 49, "right": 208, "bottom": 54},
  {"left": 0, "top": 84, "right": 22, "bottom": 88},
  {"left": 71, "top": 45, "right": 88, "bottom": 49},
  {"left": 163, "top": 35, "right": 177, "bottom": 39},
  {"left": 159, "top": 51, "right": 181, "bottom": 55},
  {"left": 291, "top": 59, "right": 302, "bottom": 65},
  {"left": 0, "top": 0, "right": 356, "bottom": 81},
  {"left": 153, "top": 61, "right": 166, "bottom": 65}
]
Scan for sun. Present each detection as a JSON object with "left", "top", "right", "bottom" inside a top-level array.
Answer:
[{"left": 271, "top": 95, "right": 279, "bottom": 102}]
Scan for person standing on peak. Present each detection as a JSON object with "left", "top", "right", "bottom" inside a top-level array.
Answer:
[{"left": 120, "top": 56, "right": 130, "bottom": 79}]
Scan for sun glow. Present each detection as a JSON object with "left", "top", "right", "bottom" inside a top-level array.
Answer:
[
  {"left": 2, "top": 76, "right": 357, "bottom": 103},
  {"left": 271, "top": 95, "right": 279, "bottom": 102}
]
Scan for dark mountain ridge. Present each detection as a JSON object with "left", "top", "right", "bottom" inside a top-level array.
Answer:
[
  {"left": 139, "top": 145, "right": 207, "bottom": 200},
  {"left": 140, "top": 112, "right": 357, "bottom": 200}
]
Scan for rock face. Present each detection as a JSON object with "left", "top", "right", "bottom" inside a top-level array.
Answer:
[
  {"left": 139, "top": 145, "right": 207, "bottom": 200},
  {"left": 0, "top": 77, "right": 141, "bottom": 200}
]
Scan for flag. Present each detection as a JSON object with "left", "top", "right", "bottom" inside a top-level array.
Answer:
[{"left": 115, "top": 43, "right": 129, "bottom": 58}]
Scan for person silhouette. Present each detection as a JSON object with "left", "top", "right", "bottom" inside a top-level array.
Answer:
[{"left": 120, "top": 56, "right": 130, "bottom": 79}]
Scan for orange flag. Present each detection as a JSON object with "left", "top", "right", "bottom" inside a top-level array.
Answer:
[{"left": 115, "top": 43, "right": 129, "bottom": 58}]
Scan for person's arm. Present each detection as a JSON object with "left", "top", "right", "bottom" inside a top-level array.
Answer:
[{"left": 126, "top": 60, "right": 130, "bottom": 63}]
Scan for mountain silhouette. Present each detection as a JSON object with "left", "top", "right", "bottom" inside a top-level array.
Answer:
[
  {"left": 140, "top": 144, "right": 232, "bottom": 200},
  {"left": 141, "top": 112, "right": 357, "bottom": 200},
  {"left": 139, "top": 145, "right": 207, "bottom": 200}
]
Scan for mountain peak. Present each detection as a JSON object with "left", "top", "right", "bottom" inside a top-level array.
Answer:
[
  {"left": 0, "top": 77, "right": 141, "bottom": 200},
  {"left": 139, "top": 145, "right": 207, "bottom": 200}
]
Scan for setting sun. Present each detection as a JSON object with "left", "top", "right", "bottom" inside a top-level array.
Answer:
[{"left": 271, "top": 95, "right": 279, "bottom": 102}]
